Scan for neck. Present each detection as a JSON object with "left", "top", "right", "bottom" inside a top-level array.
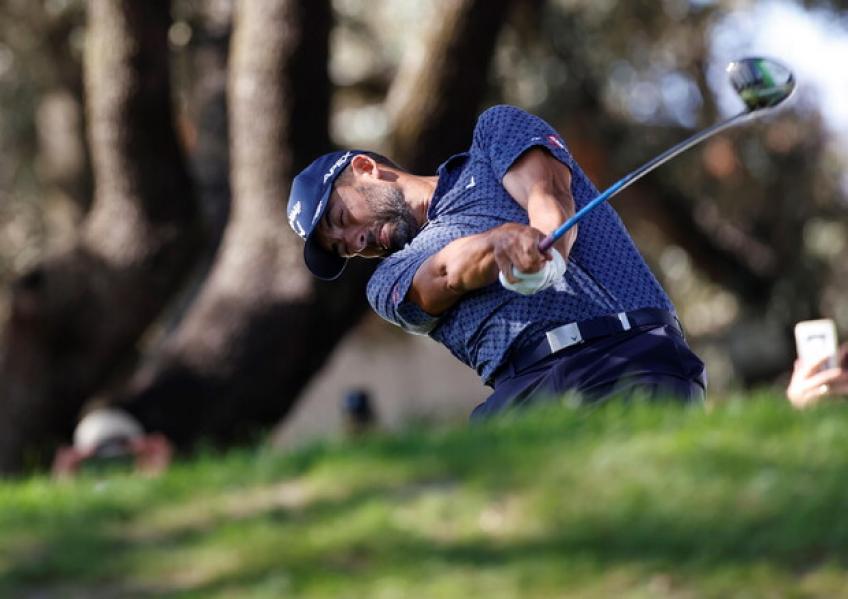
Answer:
[{"left": 398, "top": 173, "right": 439, "bottom": 229}]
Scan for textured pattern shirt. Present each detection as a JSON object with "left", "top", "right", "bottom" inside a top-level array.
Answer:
[{"left": 367, "top": 105, "right": 675, "bottom": 382}]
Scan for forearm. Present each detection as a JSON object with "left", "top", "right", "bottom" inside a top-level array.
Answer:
[
  {"left": 503, "top": 148, "right": 578, "bottom": 259},
  {"left": 407, "top": 150, "right": 577, "bottom": 315},
  {"left": 408, "top": 231, "right": 499, "bottom": 316},
  {"left": 527, "top": 188, "right": 576, "bottom": 258}
]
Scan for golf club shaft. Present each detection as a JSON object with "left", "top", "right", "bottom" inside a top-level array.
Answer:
[{"left": 539, "top": 110, "right": 756, "bottom": 253}]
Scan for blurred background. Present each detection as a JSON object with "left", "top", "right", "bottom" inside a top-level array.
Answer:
[{"left": 0, "top": 0, "right": 846, "bottom": 473}]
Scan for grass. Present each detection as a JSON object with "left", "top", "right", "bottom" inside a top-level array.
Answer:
[{"left": 2, "top": 392, "right": 848, "bottom": 597}]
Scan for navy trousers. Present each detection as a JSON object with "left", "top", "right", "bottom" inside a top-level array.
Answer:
[{"left": 471, "top": 324, "right": 706, "bottom": 420}]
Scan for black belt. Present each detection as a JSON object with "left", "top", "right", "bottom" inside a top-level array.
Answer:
[{"left": 489, "top": 308, "right": 683, "bottom": 387}]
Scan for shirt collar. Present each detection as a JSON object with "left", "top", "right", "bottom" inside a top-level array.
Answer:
[{"left": 428, "top": 152, "right": 469, "bottom": 220}]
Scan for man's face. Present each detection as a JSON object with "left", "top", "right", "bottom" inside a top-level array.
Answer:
[{"left": 314, "top": 178, "right": 417, "bottom": 259}]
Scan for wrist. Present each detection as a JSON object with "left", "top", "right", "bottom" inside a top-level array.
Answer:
[{"left": 499, "top": 247, "right": 567, "bottom": 295}]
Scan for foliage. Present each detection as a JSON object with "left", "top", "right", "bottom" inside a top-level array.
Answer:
[
  {"left": 0, "top": 0, "right": 87, "bottom": 279},
  {"left": 2, "top": 396, "right": 848, "bottom": 597},
  {"left": 4, "top": 0, "right": 845, "bottom": 390},
  {"left": 0, "top": 0, "right": 847, "bottom": 471},
  {"left": 513, "top": 0, "right": 848, "bottom": 387}
]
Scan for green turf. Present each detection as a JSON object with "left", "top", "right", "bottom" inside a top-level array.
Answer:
[{"left": 2, "top": 392, "right": 848, "bottom": 598}]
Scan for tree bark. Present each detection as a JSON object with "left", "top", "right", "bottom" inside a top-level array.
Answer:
[
  {"left": 0, "top": 0, "right": 199, "bottom": 474},
  {"left": 388, "top": 0, "right": 514, "bottom": 171},
  {"left": 116, "top": 0, "right": 516, "bottom": 448},
  {"left": 116, "top": 0, "right": 346, "bottom": 445},
  {"left": 158, "top": 4, "right": 234, "bottom": 334},
  {"left": 187, "top": 13, "right": 233, "bottom": 254}
]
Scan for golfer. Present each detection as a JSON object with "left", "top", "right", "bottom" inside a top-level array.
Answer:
[{"left": 287, "top": 105, "right": 706, "bottom": 418}]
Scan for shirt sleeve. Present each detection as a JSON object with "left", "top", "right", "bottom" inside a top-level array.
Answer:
[
  {"left": 366, "top": 250, "right": 440, "bottom": 335},
  {"left": 472, "top": 104, "right": 577, "bottom": 181}
]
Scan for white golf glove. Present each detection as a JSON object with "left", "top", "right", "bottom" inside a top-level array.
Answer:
[{"left": 499, "top": 248, "right": 566, "bottom": 295}]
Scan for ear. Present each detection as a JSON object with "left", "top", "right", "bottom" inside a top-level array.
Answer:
[{"left": 349, "top": 154, "right": 380, "bottom": 181}]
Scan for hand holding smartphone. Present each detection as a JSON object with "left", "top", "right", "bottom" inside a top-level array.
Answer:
[
  {"left": 788, "top": 319, "right": 848, "bottom": 408},
  {"left": 794, "top": 319, "right": 839, "bottom": 371}
]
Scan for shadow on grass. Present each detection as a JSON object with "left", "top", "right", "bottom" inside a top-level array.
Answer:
[
  {"left": 8, "top": 459, "right": 846, "bottom": 597},
  {"left": 4, "top": 400, "right": 848, "bottom": 596},
  {"left": 168, "top": 496, "right": 848, "bottom": 598}
]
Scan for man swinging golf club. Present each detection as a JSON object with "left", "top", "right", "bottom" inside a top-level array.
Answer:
[
  {"left": 286, "top": 59, "right": 794, "bottom": 417},
  {"left": 287, "top": 104, "right": 708, "bottom": 417}
]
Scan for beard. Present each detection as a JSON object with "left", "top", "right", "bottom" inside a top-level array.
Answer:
[{"left": 360, "top": 182, "right": 418, "bottom": 253}]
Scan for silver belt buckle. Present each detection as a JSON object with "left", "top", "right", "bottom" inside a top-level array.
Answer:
[{"left": 546, "top": 322, "right": 583, "bottom": 353}]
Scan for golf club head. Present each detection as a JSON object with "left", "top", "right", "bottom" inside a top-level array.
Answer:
[{"left": 727, "top": 57, "right": 795, "bottom": 111}]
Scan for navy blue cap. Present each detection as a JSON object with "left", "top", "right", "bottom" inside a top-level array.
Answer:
[{"left": 287, "top": 150, "right": 365, "bottom": 280}]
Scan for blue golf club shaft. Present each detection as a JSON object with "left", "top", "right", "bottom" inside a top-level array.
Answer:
[{"left": 539, "top": 110, "right": 755, "bottom": 253}]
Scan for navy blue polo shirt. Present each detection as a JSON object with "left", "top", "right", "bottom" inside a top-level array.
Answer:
[{"left": 367, "top": 105, "right": 675, "bottom": 382}]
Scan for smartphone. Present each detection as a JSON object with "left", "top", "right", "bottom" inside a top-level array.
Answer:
[{"left": 794, "top": 319, "right": 839, "bottom": 370}]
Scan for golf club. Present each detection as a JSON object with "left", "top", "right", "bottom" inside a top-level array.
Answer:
[{"left": 538, "top": 57, "right": 796, "bottom": 253}]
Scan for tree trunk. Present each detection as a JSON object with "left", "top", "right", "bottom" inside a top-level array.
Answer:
[
  {"left": 388, "top": 0, "right": 514, "bottom": 171},
  {"left": 156, "top": 3, "right": 234, "bottom": 335},
  {"left": 0, "top": 0, "right": 199, "bottom": 474},
  {"left": 184, "top": 2, "right": 236, "bottom": 251},
  {"left": 116, "top": 0, "right": 345, "bottom": 445},
  {"left": 116, "top": 0, "right": 516, "bottom": 448}
]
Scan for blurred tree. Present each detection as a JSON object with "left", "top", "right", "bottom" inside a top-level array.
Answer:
[
  {"left": 2, "top": 0, "right": 844, "bottom": 470},
  {"left": 0, "top": 0, "right": 200, "bottom": 473},
  {"left": 522, "top": 0, "right": 845, "bottom": 385},
  {"left": 0, "top": 0, "right": 90, "bottom": 289},
  {"left": 388, "top": 0, "right": 515, "bottom": 171},
  {"left": 113, "top": 0, "right": 516, "bottom": 449},
  {"left": 113, "top": 0, "right": 347, "bottom": 446},
  {"left": 29, "top": 0, "right": 92, "bottom": 215},
  {"left": 157, "top": 0, "right": 233, "bottom": 331},
  {"left": 173, "top": 0, "right": 233, "bottom": 260}
]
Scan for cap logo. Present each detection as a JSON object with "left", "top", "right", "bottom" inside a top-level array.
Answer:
[
  {"left": 288, "top": 200, "right": 307, "bottom": 239},
  {"left": 312, "top": 197, "right": 326, "bottom": 225},
  {"left": 322, "top": 151, "right": 352, "bottom": 184}
]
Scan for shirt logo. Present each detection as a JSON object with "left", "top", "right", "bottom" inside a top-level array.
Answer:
[
  {"left": 323, "top": 151, "right": 352, "bottom": 184},
  {"left": 465, "top": 176, "right": 476, "bottom": 190},
  {"left": 288, "top": 200, "right": 307, "bottom": 239},
  {"left": 546, "top": 134, "right": 565, "bottom": 150}
]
